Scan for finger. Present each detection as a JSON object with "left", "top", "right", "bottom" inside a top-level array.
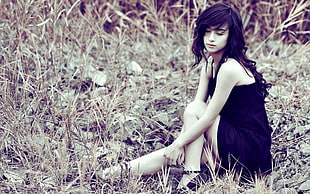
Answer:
[
  {"left": 176, "top": 155, "right": 182, "bottom": 165},
  {"left": 177, "top": 152, "right": 184, "bottom": 165},
  {"left": 167, "top": 157, "right": 174, "bottom": 166},
  {"left": 168, "top": 157, "right": 173, "bottom": 165},
  {"left": 180, "top": 151, "right": 185, "bottom": 163},
  {"left": 165, "top": 156, "right": 171, "bottom": 165}
]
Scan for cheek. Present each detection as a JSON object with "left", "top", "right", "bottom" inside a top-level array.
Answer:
[
  {"left": 225, "top": 34, "right": 229, "bottom": 44},
  {"left": 221, "top": 36, "right": 229, "bottom": 46}
]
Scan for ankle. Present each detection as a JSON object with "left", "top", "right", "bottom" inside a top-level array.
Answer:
[
  {"left": 183, "top": 170, "right": 201, "bottom": 174},
  {"left": 183, "top": 171, "right": 200, "bottom": 179},
  {"left": 101, "top": 162, "right": 131, "bottom": 179},
  {"left": 179, "top": 170, "right": 201, "bottom": 186}
]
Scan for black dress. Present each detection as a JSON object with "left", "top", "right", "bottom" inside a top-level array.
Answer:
[{"left": 208, "top": 67, "right": 272, "bottom": 178}]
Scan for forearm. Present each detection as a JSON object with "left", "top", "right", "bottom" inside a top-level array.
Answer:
[
  {"left": 195, "top": 63, "right": 210, "bottom": 102},
  {"left": 175, "top": 117, "right": 214, "bottom": 147}
]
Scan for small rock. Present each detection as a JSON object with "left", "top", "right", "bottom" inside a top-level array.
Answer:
[
  {"left": 286, "top": 135, "right": 294, "bottom": 141},
  {"left": 299, "top": 143, "right": 310, "bottom": 156},
  {"left": 153, "top": 112, "right": 169, "bottom": 126},
  {"left": 299, "top": 180, "right": 310, "bottom": 192},
  {"left": 243, "top": 188, "right": 256, "bottom": 194},
  {"left": 91, "top": 87, "right": 107, "bottom": 98},
  {"left": 127, "top": 61, "right": 142, "bottom": 75},
  {"left": 271, "top": 171, "right": 281, "bottom": 180},
  {"left": 297, "top": 174, "right": 308, "bottom": 184},
  {"left": 276, "top": 178, "right": 297, "bottom": 189},
  {"left": 61, "top": 89, "right": 75, "bottom": 104},
  {"left": 92, "top": 70, "right": 108, "bottom": 86},
  {"left": 117, "top": 114, "right": 142, "bottom": 137},
  {"left": 294, "top": 125, "right": 310, "bottom": 136},
  {"left": 276, "top": 188, "right": 297, "bottom": 194},
  {"left": 131, "top": 100, "right": 148, "bottom": 115}
]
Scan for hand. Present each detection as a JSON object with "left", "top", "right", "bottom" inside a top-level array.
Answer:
[{"left": 163, "top": 142, "right": 184, "bottom": 166}]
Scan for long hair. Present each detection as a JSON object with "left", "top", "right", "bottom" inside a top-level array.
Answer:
[{"left": 192, "top": 3, "right": 271, "bottom": 99}]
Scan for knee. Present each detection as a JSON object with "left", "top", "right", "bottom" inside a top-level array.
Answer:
[{"left": 183, "top": 100, "right": 207, "bottom": 119}]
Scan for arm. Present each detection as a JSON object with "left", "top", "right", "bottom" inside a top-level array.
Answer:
[
  {"left": 194, "top": 58, "right": 212, "bottom": 102},
  {"left": 173, "top": 60, "right": 241, "bottom": 148}
]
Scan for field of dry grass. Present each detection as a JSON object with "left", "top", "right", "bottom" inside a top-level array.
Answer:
[{"left": 0, "top": 0, "right": 309, "bottom": 193}]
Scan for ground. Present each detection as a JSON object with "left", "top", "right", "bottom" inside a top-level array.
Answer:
[{"left": 0, "top": 0, "right": 309, "bottom": 193}]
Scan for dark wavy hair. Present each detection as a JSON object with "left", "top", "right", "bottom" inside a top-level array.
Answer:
[{"left": 192, "top": 3, "right": 271, "bottom": 98}]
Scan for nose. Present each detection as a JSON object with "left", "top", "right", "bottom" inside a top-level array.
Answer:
[{"left": 208, "top": 31, "right": 215, "bottom": 42}]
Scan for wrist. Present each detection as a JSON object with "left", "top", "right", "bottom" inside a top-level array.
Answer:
[{"left": 173, "top": 138, "right": 184, "bottom": 148}]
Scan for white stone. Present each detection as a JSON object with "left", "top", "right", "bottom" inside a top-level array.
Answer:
[
  {"left": 276, "top": 188, "right": 297, "bottom": 194},
  {"left": 299, "top": 180, "right": 310, "bottom": 192},
  {"left": 294, "top": 125, "right": 310, "bottom": 135},
  {"left": 92, "top": 70, "right": 108, "bottom": 86},
  {"left": 91, "top": 87, "right": 107, "bottom": 98},
  {"left": 127, "top": 61, "right": 142, "bottom": 74},
  {"left": 300, "top": 143, "right": 310, "bottom": 156},
  {"left": 153, "top": 112, "right": 169, "bottom": 126}
]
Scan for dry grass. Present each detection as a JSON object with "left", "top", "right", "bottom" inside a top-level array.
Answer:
[{"left": 0, "top": 0, "right": 309, "bottom": 193}]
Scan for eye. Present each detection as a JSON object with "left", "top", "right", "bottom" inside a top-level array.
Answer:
[{"left": 216, "top": 31, "right": 225, "bottom": 35}]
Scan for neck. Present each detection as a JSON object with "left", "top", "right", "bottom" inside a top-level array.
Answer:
[{"left": 210, "top": 50, "right": 224, "bottom": 67}]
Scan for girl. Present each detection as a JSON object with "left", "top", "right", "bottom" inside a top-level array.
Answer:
[{"left": 101, "top": 3, "right": 272, "bottom": 191}]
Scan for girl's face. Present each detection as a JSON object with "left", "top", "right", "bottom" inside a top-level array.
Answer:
[{"left": 203, "top": 24, "right": 229, "bottom": 54}]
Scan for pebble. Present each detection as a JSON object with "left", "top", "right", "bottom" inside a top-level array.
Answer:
[
  {"left": 91, "top": 87, "right": 107, "bottom": 98},
  {"left": 152, "top": 112, "right": 169, "bottom": 126},
  {"left": 286, "top": 135, "right": 294, "bottom": 141},
  {"left": 92, "top": 70, "right": 108, "bottom": 86},
  {"left": 294, "top": 125, "right": 310, "bottom": 135},
  {"left": 127, "top": 61, "right": 142, "bottom": 75},
  {"left": 243, "top": 188, "right": 256, "bottom": 194},
  {"left": 276, "top": 188, "right": 297, "bottom": 194},
  {"left": 299, "top": 143, "right": 310, "bottom": 156},
  {"left": 299, "top": 180, "right": 310, "bottom": 192}
]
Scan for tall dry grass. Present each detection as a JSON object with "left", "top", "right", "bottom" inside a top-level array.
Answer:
[{"left": 0, "top": 0, "right": 309, "bottom": 193}]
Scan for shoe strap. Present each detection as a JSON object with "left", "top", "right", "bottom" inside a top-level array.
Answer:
[
  {"left": 120, "top": 162, "right": 131, "bottom": 178},
  {"left": 183, "top": 170, "right": 201, "bottom": 174}
]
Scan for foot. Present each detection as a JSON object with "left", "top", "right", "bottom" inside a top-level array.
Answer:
[
  {"left": 99, "top": 162, "right": 130, "bottom": 180},
  {"left": 178, "top": 172, "right": 200, "bottom": 189},
  {"left": 177, "top": 170, "right": 210, "bottom": 191}
]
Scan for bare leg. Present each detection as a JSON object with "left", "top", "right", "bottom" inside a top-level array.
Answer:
[
  {"left": 178, "top": 101, "right": 207, "bottom": 186},
  {"left": 179, "top": 101, "right": 220, "bottom": 187},
  {"left": 100, "top": 101, "right": 204, "bottom": 179},
  {"left": 128, "top": 100, "right": 215, "bottom": 177},
  {"left": 182, "top": 108, "right": 205, "bottom": 171},
  {"left": 101, "top": 147, "right": 167, "bottom": 178},
  {"left": 101, "top": 101, "right": 220, "bottom": 182},
  {"left": 201, "top": 116, "right": 221, "bottom": 173},
  {"left": 128, "top": 148, "right": 167, "bottom": 175}
]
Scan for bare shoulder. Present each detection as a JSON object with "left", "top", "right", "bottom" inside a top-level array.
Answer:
[
  {"left": 220, "top": 58, "right": 244, "bottom": 73},
  {"left": 219, "top": 58, "right": 255, "bottom": 85},
  {"left": 218, "top": 58, "right": 244, "bottom": 79}
]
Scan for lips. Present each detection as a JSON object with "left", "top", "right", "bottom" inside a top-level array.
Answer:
[{"left": 207, "top": 44, "right": 216, "bottom": 47}]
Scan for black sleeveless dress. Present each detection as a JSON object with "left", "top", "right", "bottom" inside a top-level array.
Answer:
[{"left": 208, "top": 66, "right": 272, "bottom": 177}]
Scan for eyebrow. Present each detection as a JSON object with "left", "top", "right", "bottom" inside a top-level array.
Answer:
[
  {"left": 206, "top": 26, "right": 228, "bottom": 31},
  {"left": 216, "top": 28, "right": 228, "bottom": 31}
]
